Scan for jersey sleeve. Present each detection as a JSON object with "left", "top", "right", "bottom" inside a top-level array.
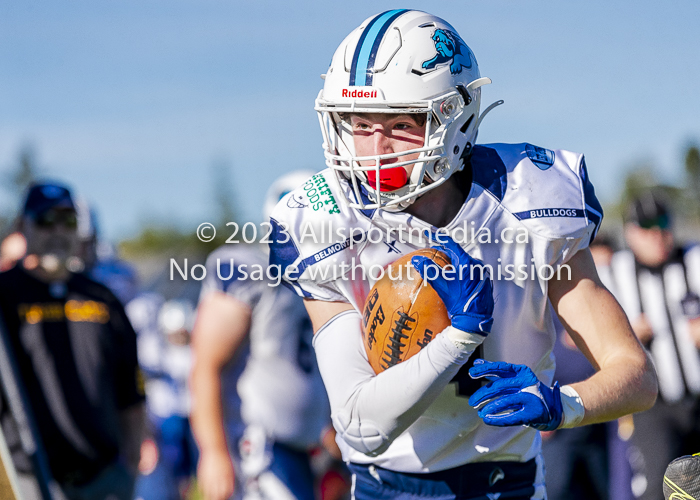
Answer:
[
  {"left": 537, "top": 151, "right": 603, "bottom": 269},
  {"left": 199, "top": 246, "right": 268, "bottom": 309},
  {"left": 478, "top": 143, "right": 604, "bottom": 270},
  {"left": 268, "top": 171, "right": 365, "bottom": 303}
]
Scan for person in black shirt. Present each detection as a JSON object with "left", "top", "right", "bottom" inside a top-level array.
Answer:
[{"left": 0, "top": 182, "right": 146, "bottom": 500}]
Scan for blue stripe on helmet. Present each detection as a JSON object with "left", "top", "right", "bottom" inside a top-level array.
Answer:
[{"left": 349, "top": 9, "right": 409, "bottom": 86}]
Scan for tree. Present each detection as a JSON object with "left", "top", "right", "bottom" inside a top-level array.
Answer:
[
  {"left": 685, "top": 144, "right": 700, "bottom": 221},
  {"left": 1, "top": 143, "right": 40, "bottom": 235},
  {"left": 118, "top": 158, "right": 240, "bottom": 260},
  {"left": 211, "top": 157, "right": 237, "bottom": 227},
  {"left": 621, "top": 168, "right": 657, "bottom": 208},
  {"left": 12, "top": 144, "right": 38, "bottom": 194},
  {"left": 614, "top": 166, "right": 681, "bottom": 222}
]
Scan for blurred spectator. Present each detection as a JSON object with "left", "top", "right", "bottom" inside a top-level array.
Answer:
[
  {"left": 609, "top": 191, "right": 700, "bottom": 499},
  {"left": 0, "top": 232, "right": 27, "bottom": 272},
  {"left": 128, "top": 296, "right": 198, "bottom": 500},
  {"left": 189, "top": 171, "right": 336, "bottom": 500},
  {"left": 0, "top": 182, "right": 146, "bottom": 500},
  {"left": 75, "top": 198, "right": 139, "bottom": 305},
  {"left": 589, "top": 233, "right": 617, "bottom": 293}
]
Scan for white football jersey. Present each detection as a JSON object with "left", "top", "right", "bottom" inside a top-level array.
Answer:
[
  {"left": 269, "top": 143, "right": 602, "bottom": 472},
  {"left": 127, "top": 292, "right": 192, "bottom": 419},
  {"left": 200, "top": 244, "right": 330, "bottom": 449}
]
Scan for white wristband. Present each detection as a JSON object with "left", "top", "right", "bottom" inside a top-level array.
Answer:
[
  {"left": 444, "top": 326, "right": 487, "bottom": 353},
  {"left": 559, "top": 385, "right": 585, "bottom": 429}
]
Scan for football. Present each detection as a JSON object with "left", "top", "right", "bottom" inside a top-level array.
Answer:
[{"left": 362, "top": 248, "right": 451, "bottom": 374}]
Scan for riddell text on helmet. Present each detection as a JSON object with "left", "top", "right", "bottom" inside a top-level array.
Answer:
[{"left": 341, "top": 89, "right": 378, "bottom": 98}]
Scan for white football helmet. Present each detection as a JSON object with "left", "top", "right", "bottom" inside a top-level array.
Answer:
[
  {"left": 316, "top": 10, "right": 501, "bottom": 211},
  {"left": 158, "top": 299, "right": 195, "bottom": 336}
]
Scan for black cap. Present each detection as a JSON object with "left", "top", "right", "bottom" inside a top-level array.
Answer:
[
  {"left": 624, "top": 192, "right": 671, "bottom": 230},
  {"left": 23, "top": 182, "right": 75, "bottom": 218}
]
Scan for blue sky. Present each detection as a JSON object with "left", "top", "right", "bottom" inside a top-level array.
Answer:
[{"left": 1, "top": 1, "right": 699, "bottom": 241}]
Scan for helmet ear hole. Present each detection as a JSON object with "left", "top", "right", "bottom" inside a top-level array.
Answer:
[{"left": 460, "top": 114, "right": 474, "bottom": 134}]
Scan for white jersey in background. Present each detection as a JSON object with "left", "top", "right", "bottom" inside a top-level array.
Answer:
[
  {"left": 200, "top": 244, "right": 330, "bottom": 449},
  {"left": 269, "top": 142, "right": 602, "bottom": 472},
  {"left": 126, "top": 292, "right": 193, "bottom": 419}
]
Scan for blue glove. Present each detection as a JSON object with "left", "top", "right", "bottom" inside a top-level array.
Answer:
[
  {"left": 468, "top": 359, "right": 563, "bottom": 431},
  {"left": 411, "top": 233, "right": 494, "bottom": 335}
]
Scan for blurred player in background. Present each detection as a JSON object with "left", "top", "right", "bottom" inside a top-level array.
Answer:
[
  {"left": 269, "top": 10, "right": 657, "bottom": 499},
  {"left": 74, "top": 198, "right": 197, "bottom": 498},
  {"left": 74, "top": 198, "right": 139, "bottom": 305},
  {"left": 0, "top": 182, "right": 146, "bottom": 500},
  {"left": 610, "top": 192, "right": 700, "bottom": 500},
  {"left": 190, "top": 171, "right": 337, "bottom": 500},
  {"left": 128, "top": 296, "right": 198, "bottom": 500}
]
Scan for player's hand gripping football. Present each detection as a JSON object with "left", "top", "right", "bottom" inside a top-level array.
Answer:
[
  {"left": 468, "top": 360, "right": 564, "bottom": 431},
  {"left": 411, "top": 233, "right": 494, "bottom": 335}
]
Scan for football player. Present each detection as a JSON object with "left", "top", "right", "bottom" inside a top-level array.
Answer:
[
  {"left": 268, "top": 10, "right": 658, "bottom": 499},
  {"left": 190, "top": 171, "right": 333, "bottom": 500}
]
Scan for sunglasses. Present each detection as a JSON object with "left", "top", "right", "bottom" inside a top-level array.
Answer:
[
  {"left": 33, "top": 210, "right": 78, "bottom": 229},
  {"left": 638, "top": 214, "right": 670, "bottom": 230}
]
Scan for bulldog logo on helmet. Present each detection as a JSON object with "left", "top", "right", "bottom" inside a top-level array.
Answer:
[{"left": 421, "top": 29, "right": 473, "bottom": 75}]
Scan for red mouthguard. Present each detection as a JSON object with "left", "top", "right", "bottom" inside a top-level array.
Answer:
[{"left": 366, "top": 166, "right": 408, "bottom": 192}]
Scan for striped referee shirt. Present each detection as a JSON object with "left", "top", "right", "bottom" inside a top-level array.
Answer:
[{"left": 610, "top": 246, "right": 700, "bottom": 403}]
